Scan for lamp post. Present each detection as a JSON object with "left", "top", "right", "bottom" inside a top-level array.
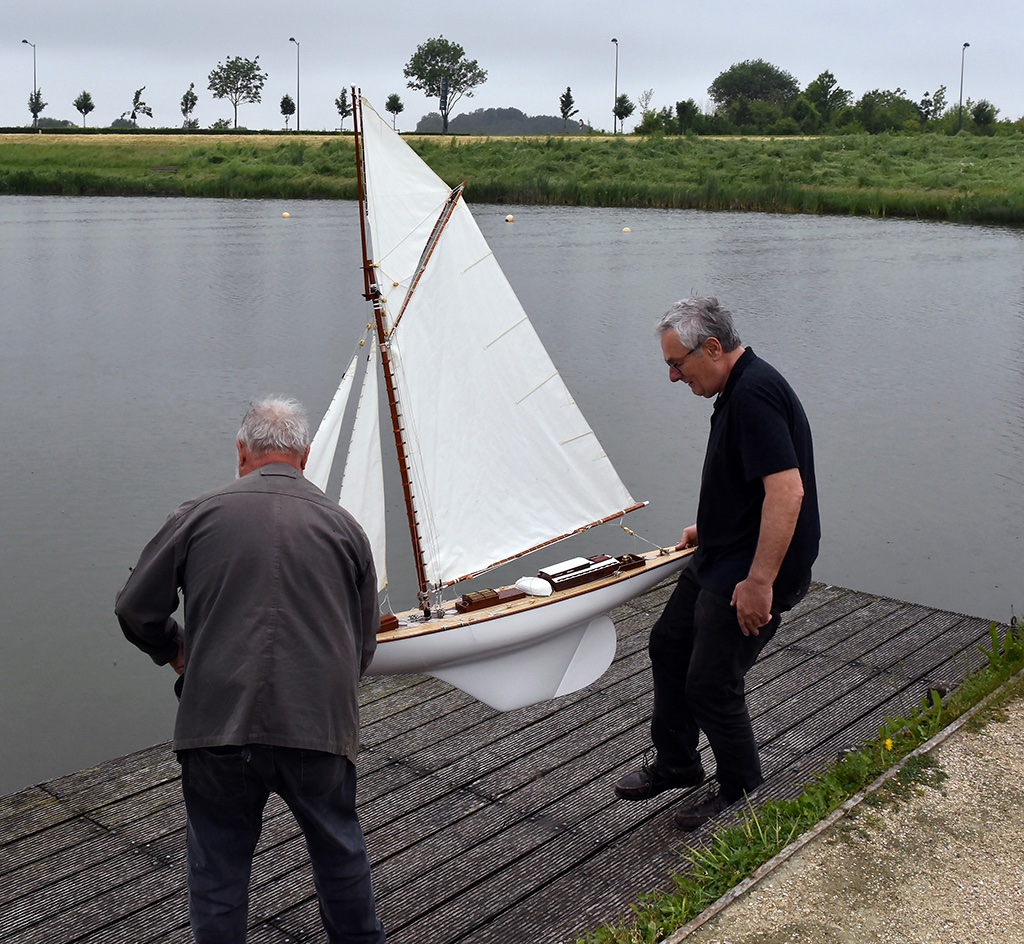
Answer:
[
  {"left": 21, "top": 39, "right": 37, "bottom": 129},
  {"left": 611, "top": 37, "right": 619, "bottom": 134},
  {"left": 289, "top": 37, "right": 300, "bottom": 132},
  {"left": 957, "top": 41, "right": 970, "bottom": 134}
]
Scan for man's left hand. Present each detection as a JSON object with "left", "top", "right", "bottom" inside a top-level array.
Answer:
[{"left": 731, "top": 578, "right": 773, "bottom": 636}]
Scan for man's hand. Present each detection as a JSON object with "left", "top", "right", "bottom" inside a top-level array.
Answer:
[
  {"left": 676, "top": 525, "right": 698, "bottom": 550},
  {"left": 170, "top": 643, "right": 185, "bottom": 676},
  {"left": 731, "top": 577, "right": 773, "bottom": 636}
]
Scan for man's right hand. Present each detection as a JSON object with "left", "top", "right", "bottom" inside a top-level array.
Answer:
[{"left": 676, "top": 525, "right": 698, "bottom": 550}]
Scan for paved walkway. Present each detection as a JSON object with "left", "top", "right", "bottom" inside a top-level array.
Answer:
[{"left": 673, "top": 681, "right": 1024, "bottom": 943}]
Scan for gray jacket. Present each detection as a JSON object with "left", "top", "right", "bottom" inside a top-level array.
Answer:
[{"left": 116, "top": 463, "right": 377, "bottom": 762}]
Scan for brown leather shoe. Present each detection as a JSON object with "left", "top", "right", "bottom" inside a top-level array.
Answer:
[
  {"left": 613, "top": 759, "right": 705, "bottom": 800},
  {"left": 672, "top": 791, "right": 731, "bottom": 830}
]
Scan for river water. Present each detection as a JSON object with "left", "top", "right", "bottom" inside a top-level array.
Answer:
[{"left": 1, "top": 195, "right": 1021, "bottom": 796}]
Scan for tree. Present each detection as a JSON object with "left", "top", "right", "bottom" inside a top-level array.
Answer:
[
  {"left": 612, "top": 93, "right": 635, "bottom": 131},
  {"left": 281, "top": 94, "right": 296, "bottom": 130},
  {"left": 385, "top": 93, "right": 404, "bottom": 130},
  {"left": 559, "top": 87, "right": 579, "bottom": 131},
  {"left": 708, "top": 59, "right": 799, "bottom": 110},
  {"left": 181, "top": 83, "right": 199, "bottom": 129},
  {"left": 73, "top": 91, "right": 94, "bottom": 128},
  {"left": 403, "top": 36, "right": 487, "bottom": 133},
  {"left": 121, "top": 87, "right": 153, "bottom": 127},
  {"left": 675, "top": 99, "right": 700, "bottom": 135},
  {"left": 207, "top": 56, "right": 268, "bottom": 128},
  {"left": 28, "top": 88, "right": 47, "bottom": 127},
  {"left": 853, "top": 88, "right": 918, "bottom": 133},
  {"left": 971, "top": 99, "right": 998, "bottom": 133},
  {"left": 335, "top": 88, "right": 351, "bottom": 131},
  {"left": 803, "top": 71, "right": 851, "bottom": 126}
]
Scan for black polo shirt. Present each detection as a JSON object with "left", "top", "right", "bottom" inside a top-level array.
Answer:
[{"left": 692, "top": 347, "right": 819, "bottom": 601}]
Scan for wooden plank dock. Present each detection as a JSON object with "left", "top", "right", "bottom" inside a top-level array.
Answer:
[{"left": 0, "top": 580, "right": 1001, "bottom": 944}]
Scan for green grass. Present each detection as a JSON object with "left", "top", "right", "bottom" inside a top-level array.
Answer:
[
  {"left": 2, "top": 131, "right": 1023, "bottom": 223},
  {"left": 576, "top": 617, "right": 1024, "bottom": 944}
]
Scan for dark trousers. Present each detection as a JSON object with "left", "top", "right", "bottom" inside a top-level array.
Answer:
[
  {"left": 649, "top": 564, "right": 800, "bottom": 802},
  {"left": 179, "top": 745, "right": 385, "bottom": 944}
]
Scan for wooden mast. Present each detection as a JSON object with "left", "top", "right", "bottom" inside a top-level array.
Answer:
[{"left": 352, "top": 89, "right": 433, "bottom": 616}]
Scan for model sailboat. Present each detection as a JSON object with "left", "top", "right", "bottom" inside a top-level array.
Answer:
[{"left": 307, "top": 92, "right": 690, "bottom": 710}]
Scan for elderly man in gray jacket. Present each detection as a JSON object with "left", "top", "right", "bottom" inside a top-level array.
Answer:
[{"left": 116, "top": 396, "right": 385, "bottom": 944}]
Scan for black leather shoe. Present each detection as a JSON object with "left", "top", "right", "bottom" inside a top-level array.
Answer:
[
  {"left": 672, "top": 792, "right": 731, "bottom": 831},
  {"left": 613, "top": 759, "right": 705, "bottom": 800}
]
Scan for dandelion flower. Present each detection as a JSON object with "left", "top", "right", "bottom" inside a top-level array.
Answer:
[{"left": 884, "top": 738, "right": 894, "bottom": 751}]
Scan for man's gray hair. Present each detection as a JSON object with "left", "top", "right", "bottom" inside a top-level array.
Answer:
[
  {"left": 237, "top": 396, "right": 310, "bottom": 456},
  {"left": 656, "top": 296, "right": 742, "bottom": 353}
]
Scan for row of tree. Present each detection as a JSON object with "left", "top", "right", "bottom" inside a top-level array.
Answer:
[
  {"left": 18, "top": 40, "right": 1014, "bottom": 136},
  {"left": 627, "top": 60, "right": 1003, "bottom": 136}
]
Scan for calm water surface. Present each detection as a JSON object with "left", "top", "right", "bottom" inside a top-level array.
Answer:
[{"left": 1, "top": 195, "right": 1021, "bottom": 795}]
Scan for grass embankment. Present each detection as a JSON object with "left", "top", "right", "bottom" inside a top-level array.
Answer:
[
  {"left": 578, "top": 619, "right": 1024, "bottom": 944},
  {"left": 1, "top": 132, "right": 1023, "bottom": 224}
]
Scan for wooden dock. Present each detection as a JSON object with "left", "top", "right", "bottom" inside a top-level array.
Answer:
[{"left": 0, "top": 581, "right": 1000, "bottom": 944}]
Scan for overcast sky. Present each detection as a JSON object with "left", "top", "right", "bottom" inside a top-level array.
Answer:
[{"left": 5, "top": 1, "right": 1021, "bottom": 133}]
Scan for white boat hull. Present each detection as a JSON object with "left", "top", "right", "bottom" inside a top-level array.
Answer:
[{"left": 367, "top": 548, "right": 692, "bottom": 710}]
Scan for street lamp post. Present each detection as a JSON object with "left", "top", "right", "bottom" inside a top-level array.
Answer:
[
  {"left": 289, "top": 37, "right": 301, "bottom": 132},
  {"left": 21, "top": 39, "right": 37, "bottom": 129},
  {"left": 957, "top": 41, "right": 970, "bottom": 134},
  {"left": 611, "top": 37, "right": 619, "bottom": 134}
]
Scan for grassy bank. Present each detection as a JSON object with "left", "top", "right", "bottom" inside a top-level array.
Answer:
[{"left": 2, "top": 131, "right": 1023, "bottom": 224}]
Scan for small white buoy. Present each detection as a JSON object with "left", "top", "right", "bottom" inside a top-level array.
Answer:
[
  {"left": 622, "top": 226, "right": 631, "bottom": 233},
  {"left": 282, "top": 212, "right": 291, "bottom": 218},
  {"left": 505, "top": 214, "right": 515, "bottom": 223}
]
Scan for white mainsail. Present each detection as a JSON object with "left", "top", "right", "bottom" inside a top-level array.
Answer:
[{"left": 358, "top": 95, "right": 640, "bottom": 589}]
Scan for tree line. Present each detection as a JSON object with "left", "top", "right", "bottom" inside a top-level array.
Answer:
[{"left": 16, "top": 40, "right": 1018, "bottom": 137}]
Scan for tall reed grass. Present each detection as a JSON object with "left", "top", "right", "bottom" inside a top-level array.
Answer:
[{"left": 1, "top": 132, "right": 1021, "bottom": 224}]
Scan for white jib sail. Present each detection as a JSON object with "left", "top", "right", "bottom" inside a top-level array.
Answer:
[
  {"left": 339, "top": 338, "right": 387, "bottom": 592},
  {"left": 360, "top": 96, "right": 639, "bottom": 588},
  {"left": 306, "top": 353, "right": 359, "bottom": 493}
]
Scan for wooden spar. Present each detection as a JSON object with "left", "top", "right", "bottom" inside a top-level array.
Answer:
[
  {"left": 353, "top": 89, "right": 433, "bottom": 612},
  {"left": 445, "top": 501, "right": 648, "bottom": 587}
]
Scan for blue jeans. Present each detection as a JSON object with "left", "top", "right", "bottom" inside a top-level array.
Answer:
[
  {"left": 179, "top": 746, "right": 385, "bottom": 944},
  {"left": 648, "top": 565, "right": 802, "bottom": 801}
]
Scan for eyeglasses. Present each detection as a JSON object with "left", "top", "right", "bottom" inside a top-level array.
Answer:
[{"left": 667, "top": 345, "right": 701, "bottom": 373}]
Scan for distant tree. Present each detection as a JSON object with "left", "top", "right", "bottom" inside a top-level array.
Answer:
[
  {"left": 73, "top": 91, "right": 95, "bottom": 128},
  {"left": 385, "top": 93, "right": 404, "bottom": 130},
  {"left": 789, "top": 95, "right": 821, "bottom": 133},
  {"left": 403, "top": 36, "right": 487, "bottom": 133},
  {"left": 121, "top": 87, "right": 153, "bottom": 127},
  {"left": 38, "top": 117, "right": 76, "bottom": 129},
  {"left": 634, "top": 105, "right": 676, "bottom": 134},
  {"left": 854, "top": 88, "right": 919, "bottom": 133},
  {"left": 803, "top": 71, "right": 851, "bottom": 125},
  {"left": 180, "top": 83, "right": 199, "bottom": 129},
  {"left": 709, "top": 59, "right": 799, "bottom": 110},
  {"left": 280, "top": 93, "right": 296, "bottom": 130},
  {"left": 210, "top": 117, "right": 232, "bottom": 131},
  {"left": 675, "top": 99, "right": 700, "bottom": 135},
  {"left": 207, "top": 56, "right": 268, "bottom": 128},
  {"left": 971, "top": 99, "right": 998, "bottom": 133},
  {"left": 637, "top": 88, "right": 655, "bottom": 114},
  {"left": 559, "top": 87, "right": 579, "bottom": 131},
  {"left": 28, "top": 88, "right": 47, "bottom": 127},
  {"left": 612, "top": 93, "right": 635, "bottom": 131},
  {"left": 335, "top": 88, "right": 352, "bottom": 131}
]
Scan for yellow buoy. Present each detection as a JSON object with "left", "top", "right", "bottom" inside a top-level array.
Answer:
[
  {"left": 622, "top": 226, "right": 631, "bottom": 233},
  {"left": 505, "top": 214, "right": 515, "bottom": 223},
  {"left": 282, "top": 212, "right": 291, "bottom": 219}
]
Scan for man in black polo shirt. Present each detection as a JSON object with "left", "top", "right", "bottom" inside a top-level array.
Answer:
[{"left": 614, "top": 296, "right": 819, "bottom": 830}]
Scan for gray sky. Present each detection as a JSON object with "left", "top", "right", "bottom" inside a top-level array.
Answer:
[{"left": 5, "top": 1, "right": 1021, "bottom": 132}]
